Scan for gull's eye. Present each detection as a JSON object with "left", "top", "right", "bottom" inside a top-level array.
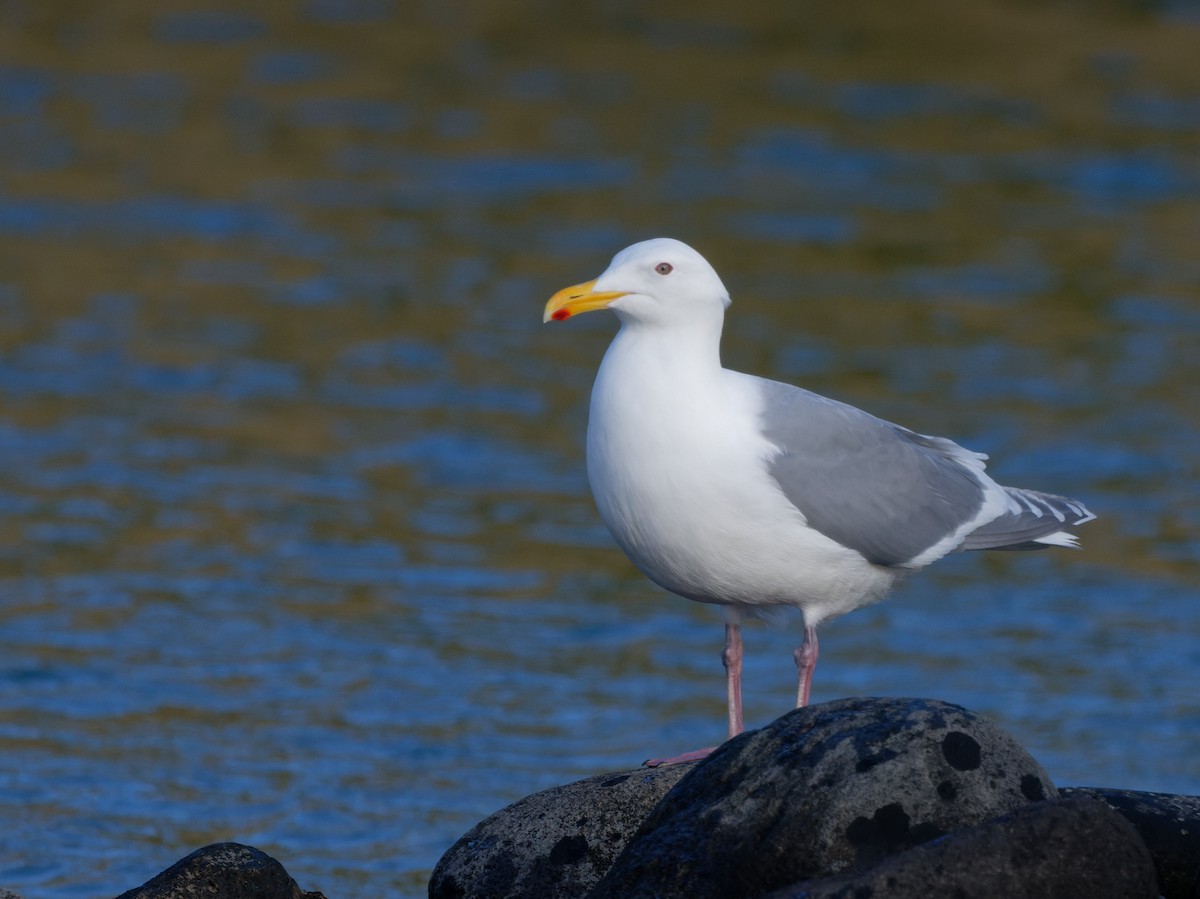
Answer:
[{"left": 655, "top": 262, "right": 673, "bottom": 275}]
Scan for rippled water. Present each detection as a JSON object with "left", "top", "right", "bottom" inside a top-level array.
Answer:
[{"left": 1, "top": 1, "right": 1198, "bottom": 896}]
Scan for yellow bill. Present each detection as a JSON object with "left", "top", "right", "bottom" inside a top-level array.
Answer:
[{"left": 543, "top": 279, "right": 629, "bottom": 323}]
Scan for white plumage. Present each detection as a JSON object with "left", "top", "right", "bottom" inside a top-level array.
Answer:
[{"left": 545, "top": 237, "right": 1094, "bottom": 764}]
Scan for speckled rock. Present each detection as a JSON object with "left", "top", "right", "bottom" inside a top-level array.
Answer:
[
  {"left": 762, "top": 795, "right": 1158, "bottom": 899},
  {"left": 590, "top": 697, "right": 1056, "bottom": 899},
  {"left": 114, "top": 843, "right": 326, "bottom": 899},
  {"left": 428, "top": 763, "right": 696, "bottom": 899},
  {"left": 1062, "top": 786, "right": 1200, "bottom": 899},
  {"left": 0, "top": 888, "right": 23, "bottom": 899}
]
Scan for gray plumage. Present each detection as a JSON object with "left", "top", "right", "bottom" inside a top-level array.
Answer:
[
  {"left": 957, "top": 488, "right": 1094, "bottom": 552},
  {"left": 760, "top": 379, "right": 1093, "bottom": 567},
  {"left": 545, "top": 237, "right": 1097, "bottom": 757}
]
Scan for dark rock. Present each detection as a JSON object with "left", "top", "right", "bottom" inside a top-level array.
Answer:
[
  {"left": 428, "top": 763, "right": 696, "bottom": 899},
  {"left": 590, "top": 697, "right": 1056, "bottom": 899},
  {"left": 0, "top": 889, "right": 23, "bottom": 899},
  {"left": 114, "top": 842, "right": 326, "bottom": 899},
  {"left": 761, "top": 795, "right": 1158, "bottom": 899},
  {"left": 1062, "top": 786, "right": 1200, "bottom": 899}
]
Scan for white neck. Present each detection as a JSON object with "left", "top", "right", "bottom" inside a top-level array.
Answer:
[{"left": 605, "top": 310, "right": 726, "bottom": 384}]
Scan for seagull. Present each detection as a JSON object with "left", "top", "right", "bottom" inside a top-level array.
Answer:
[{"left": 544, "top": 237, "right": 1094, "bottom": 766}]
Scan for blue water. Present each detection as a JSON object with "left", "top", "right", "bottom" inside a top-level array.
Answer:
[{"left": 0, "top": 2, "right": 1198, "bottom": 896}]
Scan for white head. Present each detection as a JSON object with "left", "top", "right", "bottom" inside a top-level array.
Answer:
[{"left": 544, "top": 238, "right": 730, "bottom": 330}]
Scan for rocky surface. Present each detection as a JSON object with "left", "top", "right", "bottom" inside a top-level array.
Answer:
[
  {"left": 761, "top": 795, "right": 1158, "bottom": 899},
  {"left": 428, "top": 762, "right": 696, "bottom": 899},
  {"left": 1062, "top": 785, "right": 1200, "bottom": 899},
  {"left": 113, "top": 842, "right": 326, "bottom": 899},
  {"left": 81, "top": 698, "right": 1198, "bottom": 899},
  {"left": 591, "top": 697, "right": 1056, "bottom": 898},
  {"left": 431, "top": 697, "right": 1200, "bottom": 899}
]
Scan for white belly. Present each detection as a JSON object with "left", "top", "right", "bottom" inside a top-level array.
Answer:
[{"left": 585, "top": 348, "right": 896, "bottom": 626}]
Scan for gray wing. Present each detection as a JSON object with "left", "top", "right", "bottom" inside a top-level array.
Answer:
[
  {"left": 758, "top": 380, "right": 990, "bottom": 567},
  {"left": 957, "top": 487, "right": 1094, "bottom": 551}
]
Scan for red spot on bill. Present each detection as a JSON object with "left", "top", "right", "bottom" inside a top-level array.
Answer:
[{"left": 551, "top": 308, "right": 571, "bottom": 321}]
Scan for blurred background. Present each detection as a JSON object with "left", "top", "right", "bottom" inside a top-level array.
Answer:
[{"left": 0, "top": 0, "right": 1198, "bottom": 895}]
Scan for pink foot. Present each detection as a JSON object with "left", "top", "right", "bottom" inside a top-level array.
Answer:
[
  {"left": 644, "top": 621, "right": 746, "bottom": 768},
  {"left": 643, "top": 746, "right": 716, "bottom": 767},
  {"left": 794, "top": 625, "right": 819, "bottom": 708}
]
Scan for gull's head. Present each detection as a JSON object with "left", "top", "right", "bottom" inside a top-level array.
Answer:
[{"left": 543, "top": 238, "right": 730, "bottom": 328}]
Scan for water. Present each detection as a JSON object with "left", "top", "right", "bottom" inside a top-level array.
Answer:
[{"left": 1, "top": 1, "right": 1198, "bottom": 896}]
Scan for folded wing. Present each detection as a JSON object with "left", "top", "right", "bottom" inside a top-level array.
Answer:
[{"left": 756, "top": 379, "right": 1093, "bottom": 568}]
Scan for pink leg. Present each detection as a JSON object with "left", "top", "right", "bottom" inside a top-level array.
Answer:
[
  {"left": 644, "top": 621, "right": 743, "bottom": 768},
  {"left": 724, "top": 620, "right": 744, "bottom": 739},
  {"left": 794, "top": 625, "right": 819, "bottom": 708}
]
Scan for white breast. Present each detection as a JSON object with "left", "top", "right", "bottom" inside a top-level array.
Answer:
[{"left": 585, "top": 334, "right": 897, "bottom": 625}]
